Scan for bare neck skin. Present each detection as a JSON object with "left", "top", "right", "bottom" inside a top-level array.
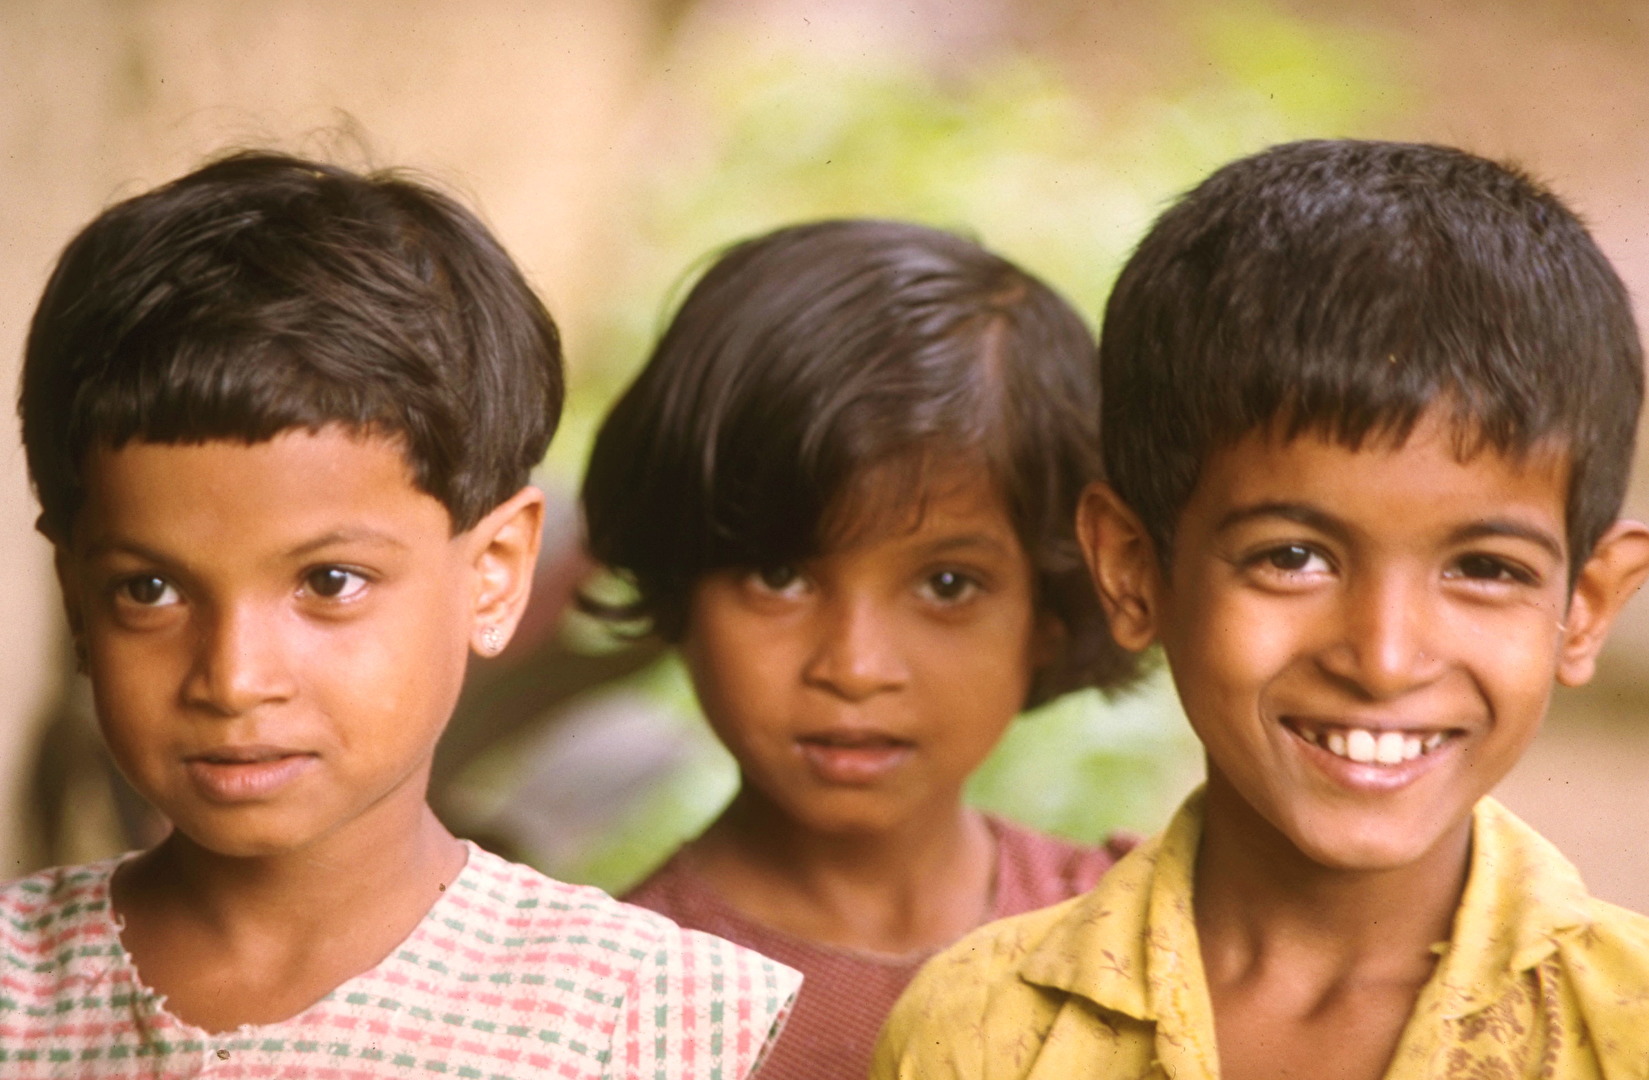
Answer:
[
  {"left": 1195, "top": 772, "right": 1470, "bottom": 1080},
  {"left": 111, "top": 785, "right": 466, "bottom": 1033},
  {"left": 685, "top": 786, "right": 997, "bottom": 955}
]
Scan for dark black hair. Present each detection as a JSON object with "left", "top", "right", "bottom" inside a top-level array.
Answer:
[
  {"left": 21, "top": 150, "right": 564, "bottom": 539},
  {"left": 583, "top": 218, "right": 1136, "bottom": 702},
  {"left": 1100, "top": 139, "right": 1642, "bottom": 576}
]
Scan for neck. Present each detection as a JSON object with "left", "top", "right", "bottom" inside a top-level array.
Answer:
[
  {"left": 120, "top": 795, "right": 464, "bottom": 940},
  {"left": 685, "top": 786, "right": 996, "bottom": 954},
  {"left": 108, "top": 789, "right": 468, "bottom": 1031},
  {"left": 1193, "top": 775, "right": 1471, "bottom": 989}
]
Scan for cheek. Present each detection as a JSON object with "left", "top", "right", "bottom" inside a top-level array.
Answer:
[
  {"left": 1459, "top": 608, "right": 1563, "bottom": 725},
  {"left": 1166, "top": 589, "right": 1295, "bottom": 698},
  {"left": 86, "top": 629, "right": 187, "bottom": 738},
  {"left": 911, "top": 610, "right": 1038, "bottom": 739},
  {"left": 301, "top": 593, "right": 471, "bottom": 749},
  {"left": 681, "top": 619, "right": 793, "bottom": 747}
]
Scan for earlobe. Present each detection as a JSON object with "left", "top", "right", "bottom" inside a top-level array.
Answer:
[
  {"left": 466, "top": 486, "right": 546, "bottom": 658},
  {"left": 1557, "top": 519, "right": 1649, "bottom": 687},
  {"left": 1075, "top": 482, "right": 1162, "bottom": 652}
]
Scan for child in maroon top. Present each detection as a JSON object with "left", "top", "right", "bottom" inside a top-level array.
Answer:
[{"left": 581, "top": 220, "right": 1141, "bottom": 1080}]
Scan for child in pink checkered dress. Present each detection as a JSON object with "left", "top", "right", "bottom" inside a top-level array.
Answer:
[
  {"left": 580, "top": 220, "right": 1140, "bottom": 1080},
  {"left": 0, "top": 152, "right": 798, "bottom": 1078}
]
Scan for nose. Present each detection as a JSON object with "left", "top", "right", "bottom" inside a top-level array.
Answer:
[
  {"left": 1317, "top": 571, "right": 1445, "bottom": 699},
  {"left": 182, "top": 602, "right": 298, "bottom": 716},
  {"left": 801, "top": 595, "right": 909, "bottom": 702}
]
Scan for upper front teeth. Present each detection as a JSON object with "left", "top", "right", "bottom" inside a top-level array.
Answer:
[{"left": 1314, "top": 727, "right": 1443, "bottom": 764}]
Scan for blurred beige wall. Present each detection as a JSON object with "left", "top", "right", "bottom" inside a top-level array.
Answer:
[{"left": 5, "top": 0, "right": 1649, "bottom": 905}]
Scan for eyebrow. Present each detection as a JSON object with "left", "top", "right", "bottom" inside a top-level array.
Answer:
[
  {"left": 1448, "top": 520, "right": 1566, "bottom": 562},
  {"left": 83, "top": 527, "right": 412, "bottom": 564},
  {"left": 285, "top": 528, "right": 412, "bottom": 559},
  {"left": 1215, "top": 502, "right": 1565, "bottom": 561},
  {"left": 1215, "top": 502, "right": 1348, "bottom": 541},
  {"left": 915, "top": 532, "right": 1017, "bottom": 559}
]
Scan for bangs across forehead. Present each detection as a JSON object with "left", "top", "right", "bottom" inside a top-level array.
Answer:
[
  {"left": 812, "top": 447, "right": 1008, "bottom": 558},
  {"left": 699, "top": 345, "right": 1013, "bottom": 573},
  {"left": 75, "top": 338, "right": 446, "bottom": 449},
  {"left": 1254, "top": 394, "right": 1574, "bottom": 484}
]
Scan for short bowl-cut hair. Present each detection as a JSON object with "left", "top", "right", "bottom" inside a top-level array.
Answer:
[
  {"left": 1100, "top": 139, "right": 1643, "bottom": 577},
  {"left": 583, "top": 218, "right": 1137, "bottom": 703},
  {"left": 21, "top": 150, "right": 564, "bottom": 539}
]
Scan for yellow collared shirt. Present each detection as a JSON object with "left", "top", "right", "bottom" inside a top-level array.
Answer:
[{"left": 871, "top": 792, "right": 1649, "bottom": 1079}]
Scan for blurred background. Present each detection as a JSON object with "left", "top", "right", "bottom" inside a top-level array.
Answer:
[{"left": 6, "top": 0, "right": 1649, "bottom": 906}]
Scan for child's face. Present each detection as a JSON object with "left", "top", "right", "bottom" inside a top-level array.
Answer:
[
  {"left": 682, "top": 466, "right": 1048, "bottom": 837},
  {"left": 1081, "top": 409, "right": 1649, "bottom": 874},
  {"left": 55, "top": 428, "right": 540, "bottom": 859}
]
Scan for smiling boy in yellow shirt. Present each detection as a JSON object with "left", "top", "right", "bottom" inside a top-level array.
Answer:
[{"left": 871, "top": 140, "right": 1649, "bottom": 1079}]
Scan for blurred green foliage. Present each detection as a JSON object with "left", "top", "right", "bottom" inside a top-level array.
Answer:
[{"left": 479, "top": 1, "right": 1403, "bottom": 893}]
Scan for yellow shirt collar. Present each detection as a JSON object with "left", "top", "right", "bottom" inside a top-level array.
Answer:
[{"left": 1019, "top": 790, "right": 1596, "bottom": 1026}]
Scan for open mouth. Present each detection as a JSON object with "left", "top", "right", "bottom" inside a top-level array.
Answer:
[{"left": 1287, "top": 722, "right": 1455, "bottom": 765}]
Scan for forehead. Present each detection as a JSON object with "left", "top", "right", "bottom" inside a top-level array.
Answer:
[
  {"left": 1186, "top": 412, "right": 1571, "bottom": 542},
  {"left": 71, "top": 428, "right": 450, "bottom": 556}
]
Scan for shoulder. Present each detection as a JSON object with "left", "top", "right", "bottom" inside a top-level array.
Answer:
[
  {"left": 0, "top": 860, "right": 131, "bottom": 1040},
  {"left": 458, "top": 844, "right": 693, "bottom": 943},
  {"left": 452, "top": 844, "right": 771, "bottom": 980},
  {"left": 1558, "top": 895, "right": 1649, "bottom": 999},
  {"left": 1469, "top": 801, "right": 1649, "bottom": 1001},
  {"left": 871, "top": 897, "right": 1086, "bottom": 1080},
  {"left": 458, "top": 846, "right": 801, "bottom": 1080},
  {"left": 874, "top": 821, "right": 1183, "bottom": 1080},
  {"left": 1, "top": 859, "right": 124, "bottom": 958},
  {"left": 988, "top": 816, "right": 1120, "bottom": 914},
  {"left": 619, "top": 847, "right": 698, "bottom": 924},
  {"left": 1545, "top": 896, "right": 1649, "bottom": 1069}
]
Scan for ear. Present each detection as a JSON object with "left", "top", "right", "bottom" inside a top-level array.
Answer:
[
  {"left": 1557, "top": 519, "right": 1649, "bottom": 687},
  {"left": 52, "top": 545, "right": 85, "bottom": 639},
  {"left": 50, "top": 544, "right": 93, "bottom": 675},
  {"left": 464, "top": 486, "right": 546, "bottom": 658},
  {"left": 1075, "top": 482, "right": 1163, "bottom": 652}
]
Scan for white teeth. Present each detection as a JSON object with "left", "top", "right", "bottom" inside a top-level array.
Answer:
[{"left": 1308, "top": 725, "right": 1448, "bottom": 765}]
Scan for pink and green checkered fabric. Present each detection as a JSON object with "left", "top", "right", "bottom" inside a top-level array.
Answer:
[{"left": 0, "top": 842, "right": 799, "bottom": 1078}]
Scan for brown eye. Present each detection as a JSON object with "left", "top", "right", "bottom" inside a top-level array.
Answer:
[
  {"left": 752, "top": 565, "right": 804, "bottom": 594},
  {"left": 921, "top": 570, "right": 979, "bottom": 604},
  {"left": 305, "top": 567, "right": 368, "bottom": 600},
  {"left": 121, "top": 575, "right": 178, "bottom": 606},
  {"left": 1453, "top": 554, "right": 1534, "bottom": 585},
  {"left": 1267, "top": 545, "right": 1314, "bottom": 571}
]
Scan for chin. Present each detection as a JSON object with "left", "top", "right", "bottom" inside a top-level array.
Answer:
[
  {"left": 787, "top": 796, "right": 911, "bottom": 839},
  {"left": 1288, "top": 815, "right": 1461, "bottom": 875},
  {"left": 169, "top": 817, "right": 318, "bottom": 859}
]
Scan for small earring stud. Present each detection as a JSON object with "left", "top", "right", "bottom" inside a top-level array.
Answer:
[{"left": 478, "top": 625, "right": 505, "bottom": 656}]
